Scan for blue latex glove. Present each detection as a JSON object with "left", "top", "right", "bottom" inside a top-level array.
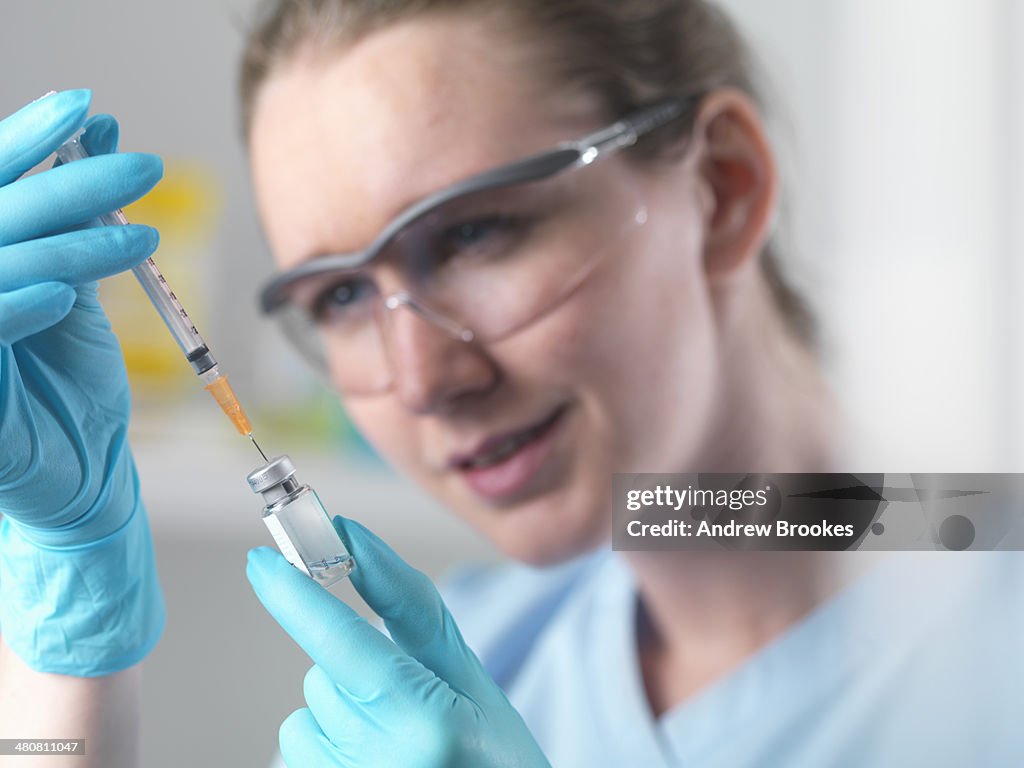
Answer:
[
  {"left": 247, "top": 517, "right": 552, "bottom": 767},
  {"left": 0, "top": 89, "right": 165, "bottom": 676}
]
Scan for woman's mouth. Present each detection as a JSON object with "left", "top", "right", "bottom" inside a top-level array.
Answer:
[{"left": 448, "top": 404, "right": 568, "bottom": 502}]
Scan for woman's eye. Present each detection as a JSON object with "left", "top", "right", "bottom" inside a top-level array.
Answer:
[
  {"left": 311, "top": 277, "right": 374, "bottom": 322},
  {"left": 441, "top": 215, "right": 523, "bottom": 256}
]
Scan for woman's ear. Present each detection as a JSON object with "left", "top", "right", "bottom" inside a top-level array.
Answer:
[{"left": 692, "top": 89, "right": 779, "bottom": 280}]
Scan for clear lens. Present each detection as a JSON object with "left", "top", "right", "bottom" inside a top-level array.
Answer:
[{"left": 274, "top": 156, "right": 646, "bottom": 394}]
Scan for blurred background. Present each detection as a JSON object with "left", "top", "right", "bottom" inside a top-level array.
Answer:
[{"left": 2, "top": 0, "right": 1022, "bottom": 765}]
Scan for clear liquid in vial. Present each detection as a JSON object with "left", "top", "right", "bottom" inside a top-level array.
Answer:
[{"left": 263, "top": 485, "right": 355, "bottom": 588}]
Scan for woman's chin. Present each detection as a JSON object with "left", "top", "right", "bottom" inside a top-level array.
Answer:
[{"left": 467, "top": 493, "right": 611, "bottom": 567}]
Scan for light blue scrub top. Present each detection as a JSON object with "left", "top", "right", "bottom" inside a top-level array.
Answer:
[
  {"left": 271, "top": 551, "right": 1024, "bottom": 766},
  {"left": 442, "top": 551, "right": 1024, "bottom": 767}
]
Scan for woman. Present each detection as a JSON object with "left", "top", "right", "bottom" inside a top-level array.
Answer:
[{"left": 0, "top": 1, "right": 1019, "bottom": 766}]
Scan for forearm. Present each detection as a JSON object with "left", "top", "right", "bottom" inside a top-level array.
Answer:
[{"left": 0, "top": 637, "right": 140, "bottom": 768}]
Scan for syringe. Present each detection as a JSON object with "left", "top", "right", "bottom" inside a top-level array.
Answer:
[{"left": 56, "top": 128, "right": 267, "bottom": 460}]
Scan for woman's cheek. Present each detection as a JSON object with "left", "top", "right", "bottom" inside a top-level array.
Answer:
[
  {"left": 344, "top": 400, "right": 423, "bottom": 475},
  {"left": 551, "top": 239, "right": 719, "bottom": 472}
]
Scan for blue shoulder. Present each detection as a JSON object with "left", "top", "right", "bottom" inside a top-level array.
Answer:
[{"left": 440, "top": 549, "right": 609, "bottom": 689}]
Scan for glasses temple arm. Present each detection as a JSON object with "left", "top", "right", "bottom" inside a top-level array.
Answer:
[{"left": 572, "top": 96, "right": 700, "bottom": 163}]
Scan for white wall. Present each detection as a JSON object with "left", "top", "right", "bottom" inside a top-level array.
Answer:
[
  {"left": 723, "top": 0, "right": 1022, "bottom": 470},
  {"left": 1005, "top": 0, "right": 1024, "bottom": 462},
  {"left": 829, "top": 0, "right": 1004, "bottom": 470}
]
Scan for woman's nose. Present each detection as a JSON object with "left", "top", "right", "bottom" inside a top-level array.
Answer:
[{"left": 382, "top": 303, "right": 498, "bottom": 414}]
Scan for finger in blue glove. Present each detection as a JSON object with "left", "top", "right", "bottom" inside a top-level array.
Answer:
[
  {"left": 0, "top": 281, "right": 76, "bottom": 346},
  {"left": 0, "top": 89, "right": 90, "bottom": 186}
]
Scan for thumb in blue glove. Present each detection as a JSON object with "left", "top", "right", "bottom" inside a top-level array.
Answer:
[{"left": 247, "top": 517, "right": 551, "bottom": 767}]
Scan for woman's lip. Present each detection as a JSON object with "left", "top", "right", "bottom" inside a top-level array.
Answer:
[
  {"left": 447, "top": 405, "right": 567, "bottom": 470},
  {"left": 452, "top": 406, "right": 568, "bottom": 502}
]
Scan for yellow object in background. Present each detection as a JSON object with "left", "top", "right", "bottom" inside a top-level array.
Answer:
[{"left": 125, "top": 161, "right": 220, "bottom": 244}]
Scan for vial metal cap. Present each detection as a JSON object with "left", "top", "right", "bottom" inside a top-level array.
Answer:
[{"left": 247, "top": 455, "right": 296, "bottom": 494}]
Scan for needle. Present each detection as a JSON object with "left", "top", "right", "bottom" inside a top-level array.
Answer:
[{"left": 249, "top": 434, "right": 269, "bottom": 462}]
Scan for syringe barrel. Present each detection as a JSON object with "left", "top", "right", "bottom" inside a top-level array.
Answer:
[
  {"left": 55, "top": 130, "right": 216, "bottom": 375},
  {"left": 129, "top": 255, "right": 211, "bottom": 369}
]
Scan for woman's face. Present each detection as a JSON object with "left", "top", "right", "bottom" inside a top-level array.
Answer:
[{"left": 250, "top": 13, "right": 721, "bottom": 565}]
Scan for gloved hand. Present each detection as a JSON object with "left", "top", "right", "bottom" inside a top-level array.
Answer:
[
  {"left": 0, "top": 89, "right": 165, "bottom": 676},
  {"left": 247, "top": 517, "right": 552, "bottom": 768}
]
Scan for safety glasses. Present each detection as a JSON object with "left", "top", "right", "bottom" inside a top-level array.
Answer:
[{"left": 258, "top": 94, "right": 702, "bottom": 394}]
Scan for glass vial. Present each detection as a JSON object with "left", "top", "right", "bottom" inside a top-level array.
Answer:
[{"left": 246, "top": 455, "right": 355, "bottom": 588}]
